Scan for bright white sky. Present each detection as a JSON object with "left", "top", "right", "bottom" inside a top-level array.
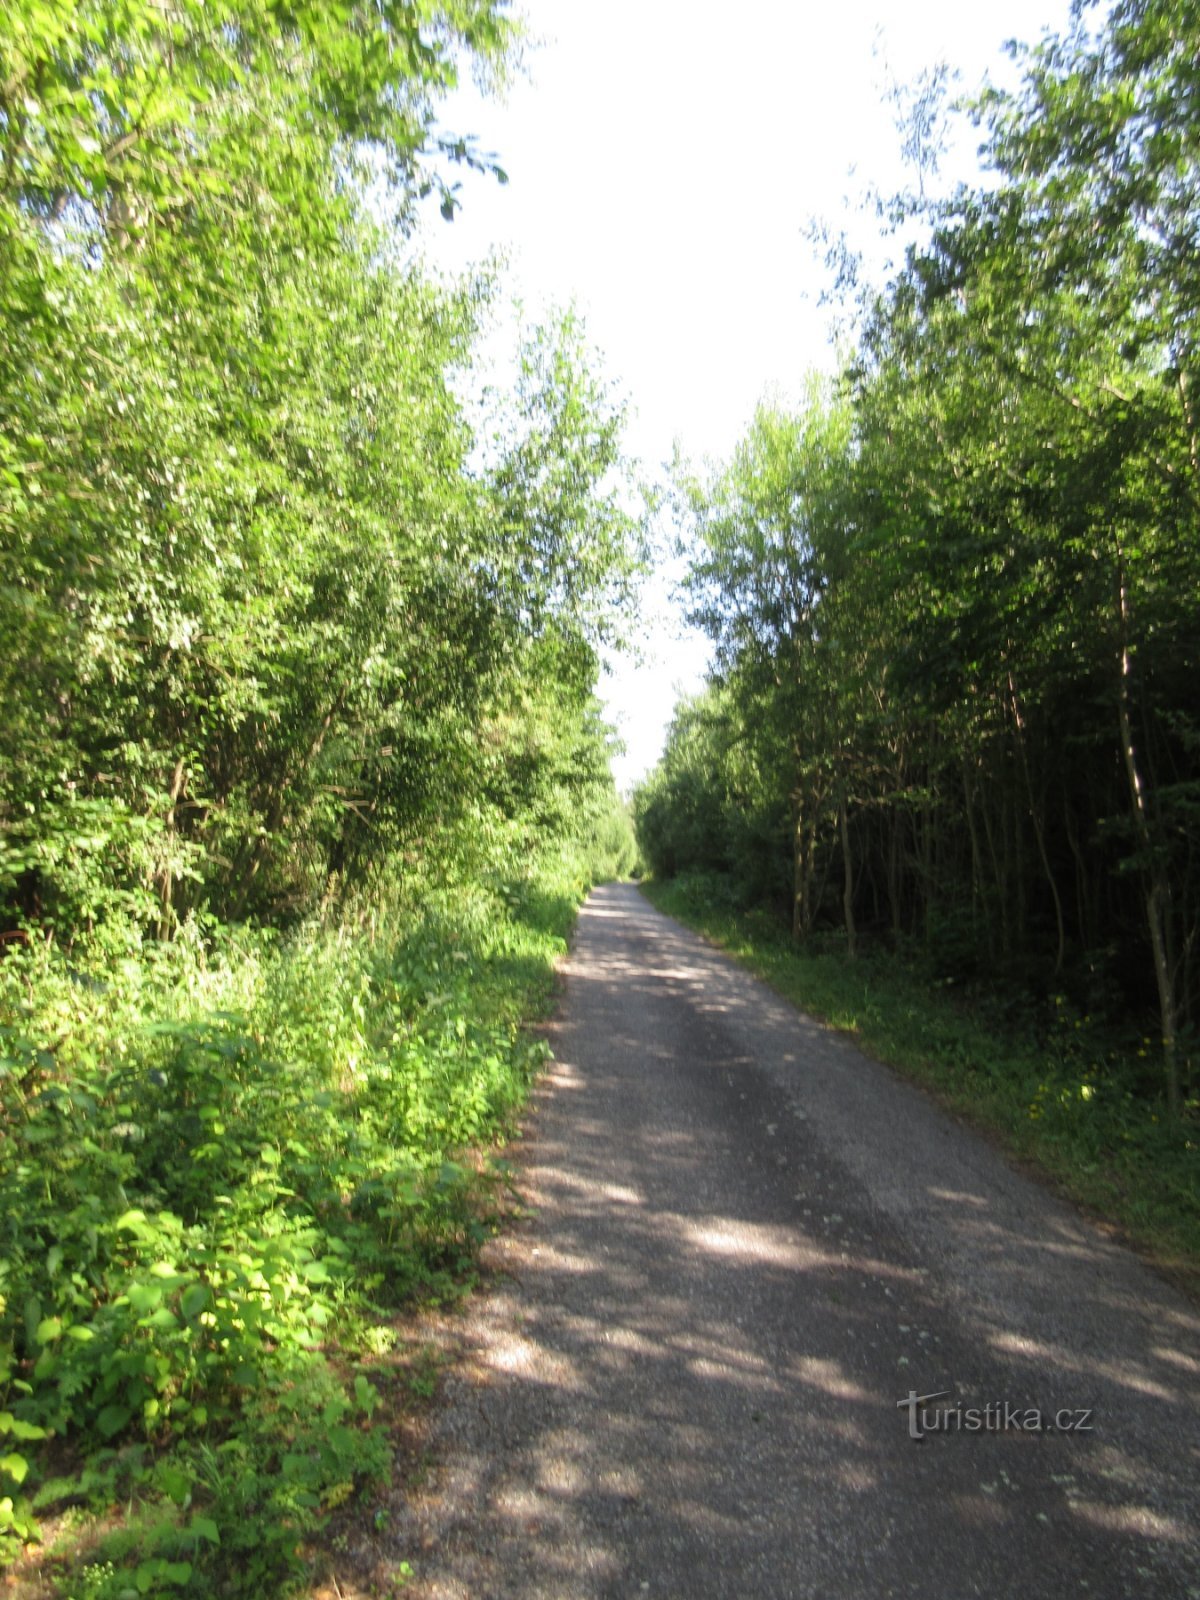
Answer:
[{"left": 419, "top": 0, "right": 1075, "bottom": 793}]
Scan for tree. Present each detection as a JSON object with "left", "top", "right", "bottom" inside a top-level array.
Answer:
[
  {"left": 0, "top": 0, "right": 648, "bottom": 943},
  {"left": 642, "top": 0, "right": 1200, "bottom": 1111}
]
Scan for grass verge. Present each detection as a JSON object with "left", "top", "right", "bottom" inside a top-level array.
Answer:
[{"left": 639, "top": 873, "right": 1200, "bottom": 1300}]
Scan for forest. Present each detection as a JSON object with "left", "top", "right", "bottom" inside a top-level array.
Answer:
[
  {"left": 4, "top": 0, "right": 1200, "bottom": 1593},
  {"left": 0, "top": 1, "right": 637, "bottom": 1593},
  {"left": 635, "top": 2, "right": 1198, "bottom": 1228}
]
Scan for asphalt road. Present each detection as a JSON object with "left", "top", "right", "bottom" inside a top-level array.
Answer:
[{"left": 396, "top": 883, "right": 1200, "bottom": 1599}]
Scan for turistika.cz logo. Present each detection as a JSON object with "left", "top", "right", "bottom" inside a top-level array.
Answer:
[{"left": 897, "top": 1390, "right": 1095, "bottom": 1442}]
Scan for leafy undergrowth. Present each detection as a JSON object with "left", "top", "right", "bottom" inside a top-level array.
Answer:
[
  {"left": 641, "top": 873, "right": 1200, "bottom": 1299},
  {"left": 0, "top": 862, "right": 584, "bottom": 1598}
]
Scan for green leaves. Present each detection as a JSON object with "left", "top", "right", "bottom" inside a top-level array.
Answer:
[
  {"left": 0, "top": 823, "right": 615, "bottom": 1582},
  {"left": 0, "top": 1407, "right": 47, "bottom": 1547},
  {"left": 0, "top": 0, "right": 644, "bottom": 1590},
  {"left": 648, "top": 0, "right": 1200, "bottom": 1104},
  {"left": 0, "top": 1415, "right": 48, "bottom": 1443},
  {"left": 0, "top": 0, "right": 515, "bottom": 264}
]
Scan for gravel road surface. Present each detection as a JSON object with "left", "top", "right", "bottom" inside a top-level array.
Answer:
[{"left": 394, "top": 883, "right": 1200, "bottom": 1598}]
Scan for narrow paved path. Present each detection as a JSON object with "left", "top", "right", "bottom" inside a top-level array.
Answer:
[{"left": 396, "top": 884, "right": 1200, "bottom": 1598}]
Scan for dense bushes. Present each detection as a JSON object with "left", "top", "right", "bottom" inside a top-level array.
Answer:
[{"left": 0, "top": 838, "right": 622, "bottom": 1592}]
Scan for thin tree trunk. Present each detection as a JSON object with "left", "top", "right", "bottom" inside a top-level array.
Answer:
[
  {"left": 793, "top": 794, "right": 818, "bottom": 943},
  {"left": 792, "top": 808, "right": 807, "bottom": 942},
  {"left": 962, "top": 757, "right": 991, "bottom": 960},
  {"left": 979, "top": 759, "right": 1009, "bottom": 959},
  {"left": 1007, "top": 673, "right": 1066, "bottom": 976},
  {"left": 998, "top": 761, "right": 1016, "bottom": 959},
  {"left": 1115, "top": 562, "right": 1180, "bottom": 1116},
  {"left": 887, "top": 806, "right": 904, "bottom": 943},
  {"left": 1063, "top": 792, "right": 1093, "bottom": 954},
  {"left": 920, "top": 783, "right": 934, "bottom": 945},
  {"left": 1178, "top": 366, "right": 1199, "bottom": 484},
  {"left": 1011, "top": 772, "right": 1027, "bottom": 945},
  {"left": 233, "top": 697, "right": 342, "bottom": 919},
  {"left": 840, "top": 790, "right": 857, "bottom": 960},
  {"left": 157, "top": 757, "right": 186, "bottom": 942}
]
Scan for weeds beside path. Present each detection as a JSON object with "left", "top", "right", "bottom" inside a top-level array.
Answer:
[{"left": 0, "top": 865, "right": 586, "bottom": 1599}]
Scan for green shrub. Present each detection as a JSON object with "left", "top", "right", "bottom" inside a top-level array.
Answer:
[{"left": 0, "top": 846, "right": 583, "bottom": 1593}]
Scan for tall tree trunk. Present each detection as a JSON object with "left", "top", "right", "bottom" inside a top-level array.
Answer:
[
  {"left": 1011, "top": 771, "right": 1028, "bottom": 946},
  {"left": 1178, "top": 366, "right": 1199, "bottom": 484},
  {"left": 1063, "top": 792, "right": 1093, "bottom": 954},
  {"left": 979, "top": 758, "right": 1009, "bottom": 959},
  {"left": 920, "top": 780, "right": 934, "bottom": 945},
  {"left": 793, "top": 803, "right": 817, "bottom": 943},
  {"left": 887, "top": 806, "right": 904, "bottom": 943},
  {"left": 962, "top": 757, "right": 991, "bottom": 960},
  {"left": 1007, "top": 673, "right": 1066, "bottom": 976},
  {"left": 1115, "top": 562, "right": 1180, "bottom": 1116},
  {"left": 157, "top": 757, "right": 187, "bottom": 942},
  {"left": 840, "top": 789, "right": 857, "bottom": 960}
]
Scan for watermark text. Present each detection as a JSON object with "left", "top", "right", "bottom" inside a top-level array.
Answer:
[{"left": 897, "top": 1389, "right": 1094, "bottom": 1442}]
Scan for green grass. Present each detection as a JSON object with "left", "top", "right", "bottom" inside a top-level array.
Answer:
[
  {"left": 0, "top": 856, "right": 588, "bottom": 1599},
  {"left": 640, "top": 873, "right": 1200, "bottom": 1299}
]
